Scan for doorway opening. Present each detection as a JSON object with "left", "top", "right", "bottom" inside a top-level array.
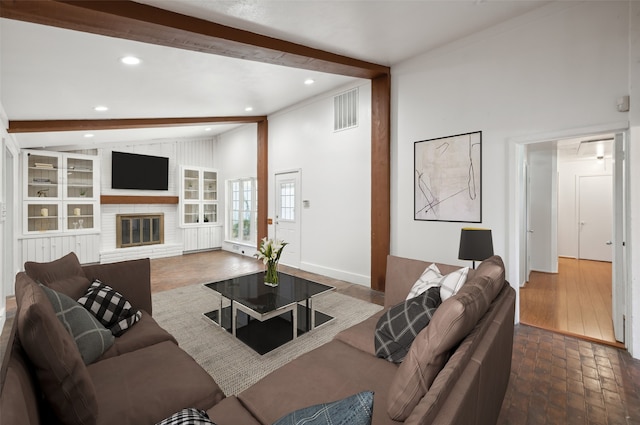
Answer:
[{"left": 518, "top": 131, "right": 625, "bottom": 348}]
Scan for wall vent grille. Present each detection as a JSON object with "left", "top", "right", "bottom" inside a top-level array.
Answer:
[{"left": 334, "top": 88, "right": 358, "bottom": 132}]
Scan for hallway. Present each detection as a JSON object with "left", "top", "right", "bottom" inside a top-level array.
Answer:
[{"left": 520, "top": 257, "right": 622, "bottom": 348}]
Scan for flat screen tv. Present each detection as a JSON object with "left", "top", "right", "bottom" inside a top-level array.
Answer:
[{"left": 111, "top": 151, "right": 169, "bottom": 190}]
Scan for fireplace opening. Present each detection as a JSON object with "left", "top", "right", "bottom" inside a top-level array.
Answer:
[{"left": 116, "top": 213, "right": 164, "bottom": 248}]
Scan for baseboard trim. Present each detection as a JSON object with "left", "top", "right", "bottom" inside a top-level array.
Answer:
[{"left": 299, "top": 261, "right": 370, "bottom": 287}]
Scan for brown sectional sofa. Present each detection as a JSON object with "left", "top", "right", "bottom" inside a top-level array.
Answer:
[
  {"left": 206, "top": 254, "right": 516, "bottom": 425},
  {"left": 0, "top": 253, "right": 224, "bottom": 425},
  {"left": 1, "top": 253, "right": 515, "bottom": 425}
]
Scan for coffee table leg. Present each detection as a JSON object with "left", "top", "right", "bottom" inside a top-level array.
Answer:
[
  {"left": 231, "top": 300, "right": 237, "bottom": 337},
  {"left": 293, "top": 305, "right": 298, "bottom": 339},
  {"left": 310, "top": 298, "right": 316, "bottom": 329}
]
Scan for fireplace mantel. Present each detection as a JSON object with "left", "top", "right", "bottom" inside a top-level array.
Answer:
[{"left": 101, "top": 195, "right": 179, "bottom": 204}]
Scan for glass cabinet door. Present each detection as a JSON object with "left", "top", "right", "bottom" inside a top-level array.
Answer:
[
  {"left": 203, "top": 171, "right": 217, "bottom": 201},
  {"left": 26, "top": 202, "right": 59, "bottom": 232},
  {"left": 66, "top": 204, "right": 95, "bottom": 231},
  {"left": 184, "top": 169, "right": 199, "bottom": 200},
  {"left": 26, "top": 153, "right": 60, "bottom": 199},
  {"left": 203, "top": 204, "right": 217, "bottom": 223},
  {"left": 184, "top": 204, "right": 199, "bottom": 224},
  {"left": 65, "top": 157, "right": 94, "bottom": 199}
]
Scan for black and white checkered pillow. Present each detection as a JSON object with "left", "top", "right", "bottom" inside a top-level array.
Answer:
[
  {"left": 155, "top": 408, "right": 217, "bottom": 425},
  {"left": 77, "top": 279, "right": 142, "bottom": 337},
  {"left": 374, "top": 286, "right": 441, "bottom": 363}
]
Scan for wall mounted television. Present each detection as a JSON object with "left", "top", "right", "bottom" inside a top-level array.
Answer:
[{"left": 111, "top": 151, "right": 169, "bottom": 190}]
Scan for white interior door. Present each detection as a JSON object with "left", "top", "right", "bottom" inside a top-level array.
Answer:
[
  {"left": 578, "top": 175, "right": 612, "bottom": 262},
  {"left": 275, "top": 171, "right": 301, "bottom": 268}
]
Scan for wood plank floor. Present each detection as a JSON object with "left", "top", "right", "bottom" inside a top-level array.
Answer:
[
  {"left": 520, "top": 257, "right": 623, "bottom": 348},
  {"left": 150, "top": 250, "right": 386, "bottom": 306}
]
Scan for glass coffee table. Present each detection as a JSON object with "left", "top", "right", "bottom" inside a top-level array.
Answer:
[{"left": 204, "top": 271, "right": 335, "bottom": 354}]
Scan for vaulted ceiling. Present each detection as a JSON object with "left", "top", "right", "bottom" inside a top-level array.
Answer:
[{"left": 1, "top": 0, "right": 548, "bottom": 149}]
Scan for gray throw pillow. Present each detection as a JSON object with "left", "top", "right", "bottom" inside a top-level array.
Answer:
[
  {"left": 272, "top": 391, "right": 373, "bottom": 425},
  {"left": 374, "top": 286, "right": 441, "bottom": 363},
  {"left": 39, "top": 284, "right": 115, "bottom": 364}
]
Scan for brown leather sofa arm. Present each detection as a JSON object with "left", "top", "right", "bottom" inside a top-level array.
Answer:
[{"left": 82, "top": 258, "right": 153, "bottom": 315}]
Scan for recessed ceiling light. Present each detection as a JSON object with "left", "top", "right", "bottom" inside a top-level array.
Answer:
[
  {"left": 94, "top": 105, "right": 109, "bottom": 112},
  {"left": 121, "top": 56, "right": 141, "bottom": 65},
  {"left": 304, "top": 78, "right": 315, "bottom": 85},
  {"left": 245, "top": 106, "right": 253, "bottom": 112},
  {"left": 84, "top": 133, "right": 94, "bottom": 138}
]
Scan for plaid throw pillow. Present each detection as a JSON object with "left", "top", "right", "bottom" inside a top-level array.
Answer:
[
  {"left": 40, "top": 284, "right": 114, "bottom": 364},
  {"left": 375, "top": 287, "right": 441, "bottom": 363},
  {"left": 155, "top": 408, "right": 216, "bottom": 425},
  {"left": 77, "top": 279, "right": 142, "bottom": 336}
]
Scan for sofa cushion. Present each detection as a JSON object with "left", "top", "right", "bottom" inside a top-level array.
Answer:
[
  {"left": 238, "top": 340, "right": 397, "bottom": 425},
  {"left": 97, "top": 312, "right": 178, "bottom": 360},
  {"left": 207, "top": 396, "right": 262, "bottom": 425},
  {"left": 88, "top": 340, "right": 225, "bottom": 425},
  {"left": 77, "top": 279, "right": 142, "bottom": 336},
  {"left": 469, "top": 255, "right": 506, "bottom": 303},
  {"left": 15, "top": 272, "right": 98, "bottom": 425},
  {"left": 39, "top": 284, "right": 115, "bottom": 364},
  {"left": 387, "top": 281, "right": 492, "bottom": 421},
  {"left": 334, "top": 310, "right": 384, "bottom": 355},
  {"left": 24, "top": 252, "right": 91, "bottom": 300},
  {"left": 155, "top": 408, "right": 216, "bottom": 425},
  {"left": 375, "top": 286, "right": 441, "bottom": 363},
  {"left": 272, "top": 391, "right": 374, "bottom": 425}
]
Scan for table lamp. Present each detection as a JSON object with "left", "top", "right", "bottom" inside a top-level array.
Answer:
[{"left": 458, "top": 228, "right": 493, "bottom": 269}]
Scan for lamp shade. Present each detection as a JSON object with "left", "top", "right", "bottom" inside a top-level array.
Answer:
[{"left": 458, "top": 228, "right": 494, "bottom": 263}]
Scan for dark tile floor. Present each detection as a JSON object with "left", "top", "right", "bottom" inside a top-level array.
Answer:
[{"left": 498, "top": 325, "right": 640, "bottom": 425}]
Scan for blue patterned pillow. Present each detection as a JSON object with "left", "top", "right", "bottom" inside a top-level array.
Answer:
[{"left": 272, "top": 391, "right": 374, "bottom": 425}]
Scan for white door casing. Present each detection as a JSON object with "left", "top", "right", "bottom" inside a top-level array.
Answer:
[
  {"left": 275, "top": 171, "right": 301, "bottom": 268},
  {"left": 612, "top": 132, "right": 625, "bottom": 342}
]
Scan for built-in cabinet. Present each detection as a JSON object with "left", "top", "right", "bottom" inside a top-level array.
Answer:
[
  {"left": 180, "top": 166, "right": 222, "bottom": 251},
  {"left": 20, "top": 150, "right": 101, "bottom": 264}
]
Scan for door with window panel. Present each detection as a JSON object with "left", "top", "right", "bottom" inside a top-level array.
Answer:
[{"left": 275, "top": 171, "right": 301, "bottom": 268}]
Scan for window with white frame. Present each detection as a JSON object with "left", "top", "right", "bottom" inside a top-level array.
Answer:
[{"left": 228, "top": 178, "right": 257, "bottom": 243}]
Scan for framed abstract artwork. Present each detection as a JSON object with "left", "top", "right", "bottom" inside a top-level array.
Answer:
[{"left": 414, "top": 131, "right": 482, "bottom": 223}]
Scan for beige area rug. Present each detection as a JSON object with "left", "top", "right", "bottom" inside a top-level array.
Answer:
[{"left": 152, "top": 283, "right": 382, "bottom": 395}]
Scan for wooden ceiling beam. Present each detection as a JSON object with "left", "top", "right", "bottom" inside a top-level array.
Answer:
[
  {"left": 0, "top": 0, "right": 389, "bottom": 80},
  {"left": 8, "top": 116, "right": 267, "bottom": 133}
]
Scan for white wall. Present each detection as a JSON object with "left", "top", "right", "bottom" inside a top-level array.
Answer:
[
  {"left": 216, "top": 123, "right": 258, "bottom": 255},
  {"left": 393, "top": 1, "right": 629, "bottom": 266},
  {"left": 217, "top": 82, "right": 372, "bottom": 285},
  {"left": 558, "top": 156, "right": 612, "bottom": 258},
  {"left": 392, "top": 1, "right": 636, "bottom": 355}
]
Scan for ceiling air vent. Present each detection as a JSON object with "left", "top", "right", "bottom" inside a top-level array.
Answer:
[{"left": 334, "top": 88, "right": 359, "bottom": 132}]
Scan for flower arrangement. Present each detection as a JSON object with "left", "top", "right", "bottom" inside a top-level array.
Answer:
[{"left": 256, "top": 238, "right": 288, "bottom": 286}]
